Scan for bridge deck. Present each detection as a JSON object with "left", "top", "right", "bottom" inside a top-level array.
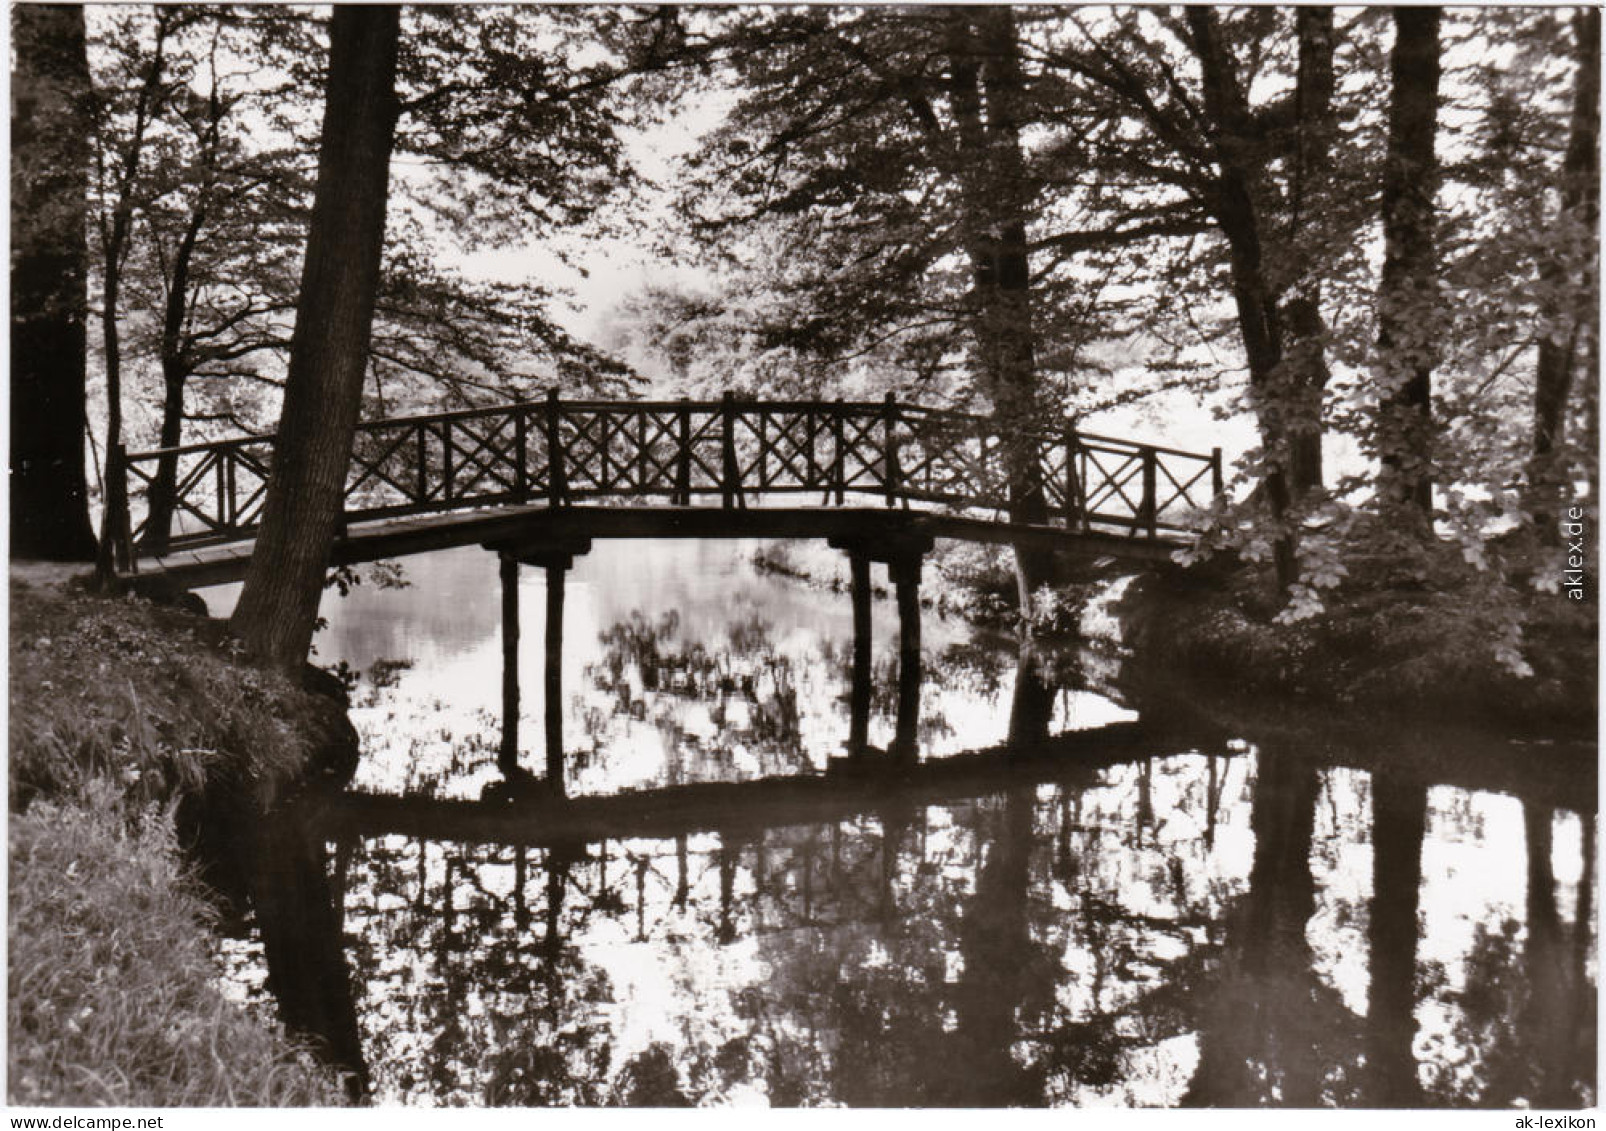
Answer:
[{"left": 132, "top": 504, "right": 1187, "bottom": 587}]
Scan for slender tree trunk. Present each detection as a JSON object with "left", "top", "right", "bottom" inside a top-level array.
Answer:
[
  {"left": 144, "top": 56, "right": 224, "bottom": 555},
  {"left": 230, "top": 6, "right": 401, "bottom": 671},
  {"left": 10, "top": 4, "right": 97, "bottom": 561},
  {"left": 143, "top": 375, "right": 187, "bottom": 554},
  {"left": 1187, "top": 8, "right": 1297, "bottom": 589},
  {"left": 97, "top": 238, "right": 129, "bottom": 574},
  {"left": 948, "top": 7, "right": 1060, "bottom": 608},
  {"left": 1527, "top": 8, "right": 1600, "bottom": 528},
  {"left": 1375, "top": 8, "right": 1443, "bottom": 521},
  {"left": 143, "top": 204, "right": 208, "bottom": 554},
  {"left": 94, "top": 12, "right": 170, "bottom": 579}
]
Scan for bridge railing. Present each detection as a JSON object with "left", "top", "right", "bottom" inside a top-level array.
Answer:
[{"left": 122, "top": 393, "right": 1224, "bottom": 553}]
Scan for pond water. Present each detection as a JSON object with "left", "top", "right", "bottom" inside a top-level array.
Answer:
[{"left": 205, "top": 540, "right": 1597, "bottom": 1108}]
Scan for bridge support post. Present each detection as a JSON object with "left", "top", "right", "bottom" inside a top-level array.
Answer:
[
  {"left": 890, "top": 550, "right": 922, "bottom": 759},
  {"left": 486, "top": 535, "right": 592, "bottom": 793},
  {"left": 543, "top": 561, "right": 566, "bottom": 792},
  {"left": 499, "top": 554, "right": 521, "bottom": 776},
  {"left": 830, "top": 529, "right": 931, "bottom": 762},
  {"left": 848, "top": 552, "right": 872, "bottom": 756}
]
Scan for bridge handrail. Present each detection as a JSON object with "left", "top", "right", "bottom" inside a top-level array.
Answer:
[
  {"left": 124, "top": 396, "right": 1211, "bottom": 464},
  {"left": 125, "top": 431, "right": 276, "bottom": 460},
  {"left": 121, "top": 392, "right": 1225, "bottom": 556}
]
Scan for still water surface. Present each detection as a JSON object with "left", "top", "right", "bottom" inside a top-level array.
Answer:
[{"left": 208, "top": 541, "right": 1596, "bottom": 1107}]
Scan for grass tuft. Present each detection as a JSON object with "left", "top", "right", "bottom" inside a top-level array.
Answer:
[{"left": 8, "top": 787, "right": 348, "bottom": 1106}]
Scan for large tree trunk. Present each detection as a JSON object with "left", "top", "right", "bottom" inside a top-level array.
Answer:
[
  {"left": 230, "top": 6, "right": 401, "bottom": 671},
  {"left": 10, "top": 4, "right": 98, "bottom": 562},
  {"left": 1284, "top": 7, "right": 1337, "bottom": 498},
  {"left": 1527, "top": 7, "right": 1600, "bottom": 528},
  {"left": 1186, "top": 8, "right": 1297, "bottom": 590},
  {"left": 1375, "top": 7, "right": 1442, "bottom": 521},
  {"left": 948, "top": 7, "right": 1060, "bottom": 609}
]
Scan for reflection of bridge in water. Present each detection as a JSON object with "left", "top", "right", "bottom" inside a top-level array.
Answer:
[{"left": 325, "top": 713, "right": 1590, "bottom": 847}]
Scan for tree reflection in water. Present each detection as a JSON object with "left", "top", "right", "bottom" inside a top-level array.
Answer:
[
  {"left": 1182, "top": 751, "right": 1363, "bottom": 1106},
  {"left": 1416, "top": 805, "right": 1597, "bottom": 1108},
  {"left": 301, "top": 731, "right": 1598, "bottom": 1106},
  {"left": 570, "top": 608, "right": 1018, "bottom": 790},
  {"left": 339, "top": 836, "right": 617, "bottom": 1104},
  {"left": 266, "top": 596, "right": 1595, "bottom": 1107}
]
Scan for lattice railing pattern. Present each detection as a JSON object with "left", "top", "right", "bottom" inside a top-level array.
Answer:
[{"left": 123, "top": 392, "right": 1223, "bottom": 552}]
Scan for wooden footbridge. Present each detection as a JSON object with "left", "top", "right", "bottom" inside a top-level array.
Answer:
[{"left": 121, "top": 393, "right": 1223, "bottom": 585}]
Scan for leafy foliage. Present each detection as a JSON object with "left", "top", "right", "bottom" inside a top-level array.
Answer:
[{"left": 84, "top": 4, "right": 647, "bottom": 462}]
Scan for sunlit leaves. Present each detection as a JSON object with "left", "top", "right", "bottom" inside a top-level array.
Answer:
[{"left": 394, "top": 5, "right": 641, "bottom": 251}]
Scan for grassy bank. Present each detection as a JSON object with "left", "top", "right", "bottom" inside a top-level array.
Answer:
[
  {"left": 9, "top": 790, "right": 343, "bottom": 1105},
  {"left": 8, "top": 573, "right": 351, "bottom": 1106},
  {"left": 1116, "top": 540, "right": 1597, "bottom": 735}
]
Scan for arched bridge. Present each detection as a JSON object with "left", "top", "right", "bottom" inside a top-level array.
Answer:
[{"left": 120, "top": 394, "right": 1224, "bottom": 583}]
